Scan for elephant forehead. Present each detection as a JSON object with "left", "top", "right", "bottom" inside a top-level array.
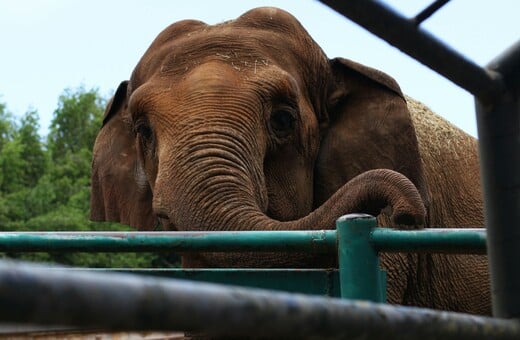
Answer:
[
  {"left": 140, "top": 15, "right": 320, "bottom": 80},
  {"left": 178, "top": 61, "right": 299, "bottom": 94},
  {"left": 178, "top": 61, "right": 243, "bottom": 90},
  {"left": 156, "top": 34, "right": 287, "bottom": 76}
]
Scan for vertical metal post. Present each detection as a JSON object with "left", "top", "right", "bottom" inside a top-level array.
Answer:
[
  {"left": 475, "top": 42, "right": 520, "bottom": 318},
  {"left": 336, "top": 214, "right": 385, "bottom": 302}
]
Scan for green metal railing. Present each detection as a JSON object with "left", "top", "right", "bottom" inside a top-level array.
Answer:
[
  {"left": 0, "top": 229, "right": 337, "bottom": 253},
  {"left": 0, "top": 214, "right": 487, "bottom": 303},
  {"left": 0, "top": 214, "right": 507, "bottom": 339}
]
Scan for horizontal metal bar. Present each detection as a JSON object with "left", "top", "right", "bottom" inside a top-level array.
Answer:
[
  {"left": 319, "top": 0, "right": 505, "bottom": 102},
  {"left": 0, "top": 230, "right": 336, "bottom": 253},
  {"left": 0, "top": 228, "right": 487, "bottom": 254},
  {"left": 59, "top": 268, "right": 341, "bottom": 297},
  {"left": 0, "top": 260, "right": 518, "bottom": 339},
  {"left": 371, "top": 228, "right": 487, "bottom": 254}
]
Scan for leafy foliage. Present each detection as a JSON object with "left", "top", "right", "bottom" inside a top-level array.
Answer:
[
  {"left": 47, "top": 87, "right": 104, "bottom": 160},
  {"left": 18, "top": 110, "right": 46, "bottom": 188},
  {"left": 0, "top": 102, "right": 16, "bottom": 150},
  {"left": 0, "top": 87, "right": 175, "bottom": 268}
]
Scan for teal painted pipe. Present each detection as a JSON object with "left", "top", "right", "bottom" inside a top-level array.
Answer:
[
  {"left": 371, "top": 228, "right": 487, "bottom": 254},
  {"left": 0, "top": 228, "right": 487, "bottom": 254},
  {"left": 0, "top": 230, "right": 337, "bottom": 253},
  {"left": 70, "top": 268, "right": 341, "bottom": 297},
  {"left": 336, "top": 214, "right": 385, "bottom": 302}
]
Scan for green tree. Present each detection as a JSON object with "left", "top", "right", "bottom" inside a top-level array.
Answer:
[
  {"left": 45, "top": 86, "right": 105, "bottom": 211},
  {"left": 0, "top": 109, "right": 47, "bottom": 222},
  {"left": 17, "top": 110, "right": 46, "bottom": 188},
  {"left": 47, "top": 86, "right": 105, "bottom": 161},
  {"left": 0, "top": 103, "right": 23, "bottom": 225},
  {"left": 0, "top": 136, "right": 26, "bottom": 194},
  {"left": 0, "top": 102, "right": 15, "bottom": 150}
]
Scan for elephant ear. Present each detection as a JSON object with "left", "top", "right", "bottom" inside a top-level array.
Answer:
[
  {"left": 90, "top": 80, "right": 156, "bottom": 230},
  {"left": 314, "top": 57, "right": 429, "bottom": 208}
]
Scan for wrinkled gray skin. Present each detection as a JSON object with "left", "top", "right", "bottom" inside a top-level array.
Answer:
[{"left": 90, "top": 7, "right": 489, "bottom": 315}]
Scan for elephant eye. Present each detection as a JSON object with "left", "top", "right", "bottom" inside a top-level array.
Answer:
[
  {"left": 134, "top": 120, "right": 154, "bottom": 148},
  {"left": 137, "top": 124, "right": 153, "bottom": 141},
  {"left": 270, "top": 108, "right": 296, "bottom": 138}
]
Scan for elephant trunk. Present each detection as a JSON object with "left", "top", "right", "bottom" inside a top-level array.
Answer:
[
  {"left": 251, "top": 168, "right": 426, "bottom": 232},
  {"left": 154, "top": 125, "right": 269, "bottom": 232},
  {"left": 158, "top": 132, "right": 424, "bottom": 233},
  {"left": 170, "top": 158, "right": 424, "bottom": 268}
]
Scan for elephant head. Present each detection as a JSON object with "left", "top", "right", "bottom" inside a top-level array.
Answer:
[{"left": 90, "top": 7, "right": 426, "bottom": 266}]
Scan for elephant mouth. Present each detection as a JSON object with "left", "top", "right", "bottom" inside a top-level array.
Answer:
[{"left": 155, "top": 214, "right": 176, "bottom": 231}]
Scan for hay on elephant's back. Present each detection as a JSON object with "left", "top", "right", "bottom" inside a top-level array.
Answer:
[{"left": 405, "top": 96, "right": 477, "bottom": 163}]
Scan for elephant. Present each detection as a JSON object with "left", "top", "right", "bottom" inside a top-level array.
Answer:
[{"left": 90, "top": 7, "right": 489, "bottom": 315}]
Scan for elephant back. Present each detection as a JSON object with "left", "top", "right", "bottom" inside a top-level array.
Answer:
[{"left": 406, "top": 97, "right": 484, "bottom": 228}]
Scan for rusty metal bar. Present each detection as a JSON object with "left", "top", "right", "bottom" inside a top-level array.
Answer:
[
  {"left": 318, "top": 0, "right": 505, "bottom": 102},
  {"left": 0, "top": 260, "right": 519, "bottom": 339},
  {"left": 475, "top": 40, "right": 520, "bottom": 318}
]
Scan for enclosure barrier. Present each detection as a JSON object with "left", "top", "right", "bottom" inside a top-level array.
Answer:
[
  {"left": 319, "top": 0, "right": 520, "bottom": 318},
  {"left": 0, "top": 214, "right": 487, "bottom": 302},
  {"left": 0, "top": 218, "right": 487, "bottom": 255},
  {"left": 1, "top": 214, "right": 509, "bottom": 339},
  {"left": 1, "top": 258, "right": 520, "bottom": 340}
]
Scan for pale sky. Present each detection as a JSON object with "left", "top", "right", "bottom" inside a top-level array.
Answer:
[{"left": 0, "top": 0, "right": 518, "bottom": 137}]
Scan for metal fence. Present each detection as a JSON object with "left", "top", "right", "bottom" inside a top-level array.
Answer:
[
  {"left": 320, "top": 0, "right": 520, "bottom": 319},
  {"left": 2, "top": 214, "right": 518, "bottom": 339},
  {"left": 0, "top": 214, "right": 487, "bottom": 301}
]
